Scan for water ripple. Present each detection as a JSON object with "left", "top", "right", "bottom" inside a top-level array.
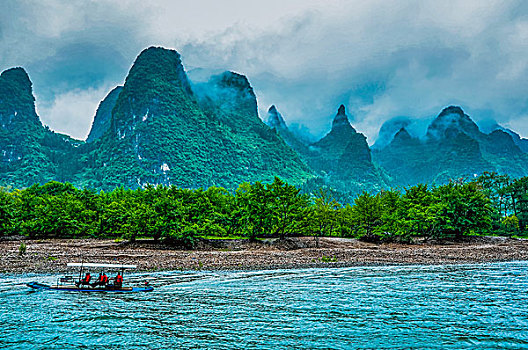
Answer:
[{"left": 1, "top": 262, "right": 528, "bottom": 349}]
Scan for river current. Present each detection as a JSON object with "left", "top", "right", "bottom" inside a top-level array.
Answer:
[{"left": 1, "top": 262, "right": 527, "bottom": 349}]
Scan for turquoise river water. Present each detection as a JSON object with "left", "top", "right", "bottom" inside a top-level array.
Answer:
[{"left": 1, "top": 262, "right": 528, "bottom": 349}]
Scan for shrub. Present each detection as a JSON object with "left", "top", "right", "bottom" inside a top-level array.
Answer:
[{"left": 19, "top": 242, "right": 27, "bottom": 256}]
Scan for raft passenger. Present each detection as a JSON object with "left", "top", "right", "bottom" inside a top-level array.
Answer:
[
  {"left": 76, "top": 272, "right": 91, "bottom": 287},
  {"left": 92, "top": 273, "right": 105, "bottom": 288},
  {"left": 115, "top": 272, "right": 123, "bottom": 288}
]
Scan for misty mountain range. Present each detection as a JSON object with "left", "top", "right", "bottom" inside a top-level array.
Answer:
[{"left": 1, "top": 46, "right": 527, "bottom": 197}]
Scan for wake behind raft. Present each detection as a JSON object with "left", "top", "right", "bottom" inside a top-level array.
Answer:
[{"left": 27, "top": 262, "right": 154, "bottom": 293}]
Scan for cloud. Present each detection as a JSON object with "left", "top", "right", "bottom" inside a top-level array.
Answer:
[
  {"left": 176, "top": 0, "right": 528, "bottom": 142},
  {"left": 37, "top": 86, "right": 115, "bottom": 140},
  {"left": 28, "top": 43, "right": 128, "bottom": 103},
  {"left": 506, "top": 114, "right": 528, "bottom": 137},
  {"left": 1, "top": 0, "right": 528, "bottom": 141}
]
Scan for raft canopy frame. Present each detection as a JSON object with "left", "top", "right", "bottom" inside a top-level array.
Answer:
[
  {"left": 67, "top": 263, "right": 137, "bottom": 269},
  {"left": 69, "top": 263, "right": 136, "bottom": 288}
]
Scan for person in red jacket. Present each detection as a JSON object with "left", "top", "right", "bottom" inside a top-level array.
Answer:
[
  {"left": 92, "top": 273, "right": 106, "bottom": 288},
  {"left": 115, "top": 272, "right": 123, "bottom": 288},
  {"left": 101, "top": 273, "right": 108, "bottom": 286}
]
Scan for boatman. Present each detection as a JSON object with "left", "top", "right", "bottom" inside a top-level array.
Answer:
[{"left": 76, "top": 272, "right": 91, "bottom": 287}]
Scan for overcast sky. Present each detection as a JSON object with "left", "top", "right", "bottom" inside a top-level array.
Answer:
[{"left": 1, "top": 0, "right": 528, "bottom": 142}]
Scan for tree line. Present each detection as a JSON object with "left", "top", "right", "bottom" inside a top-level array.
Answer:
[{"left": 0, "top": 173, "right": 526, "bottom": 247}]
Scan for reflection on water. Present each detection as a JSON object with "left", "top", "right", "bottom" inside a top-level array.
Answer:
[{"left": 1, "top": 262, "right": 528, "bottom": 349}]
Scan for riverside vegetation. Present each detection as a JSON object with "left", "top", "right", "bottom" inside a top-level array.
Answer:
[{"left": 1, "top": 172, "right": 526, "bottom": 248}]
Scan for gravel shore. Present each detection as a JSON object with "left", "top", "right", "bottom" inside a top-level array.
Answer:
[{"left": 1, "top": 236, "right": 528, "bottom": 274}]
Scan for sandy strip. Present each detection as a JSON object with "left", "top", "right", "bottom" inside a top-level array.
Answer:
[{"left": 1, "top": 236, "right": 528, "bottom": 274}]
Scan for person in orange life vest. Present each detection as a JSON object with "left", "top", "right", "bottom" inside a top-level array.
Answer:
[
  {"left": 115, "top": 272, "right": 123, "bottom": 288},
  {"left": 76, "top": 272, "right": 91, "bottom": 287}
]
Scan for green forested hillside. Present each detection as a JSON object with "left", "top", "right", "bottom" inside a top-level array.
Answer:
[
  {"left": 194, "top": 71, "right": 312, "bottom": 185},
  {"left": 0, "top": 48, "right": 312, "bottom": 191},
  {"left": 82, "top": 47, "right": 312, "bottom": 191},
  {"left": 269, "top": 105, "right": 387, "bottom": 196},
  {"left": 0, "top": 68, "right": 82, "bottom": 187},
  {"left": 2, "top": 48, "right": 528, "bottom": 197}
]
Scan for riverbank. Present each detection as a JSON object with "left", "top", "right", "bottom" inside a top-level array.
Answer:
[{"left": 1, "top": 236, "right": 528, "bottom": 273}]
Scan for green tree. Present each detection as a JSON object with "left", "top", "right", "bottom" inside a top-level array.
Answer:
[
  {"left": 311, "top": 188, "right": 341, "bottom": 246},
  {"left": 267, "top": 177, "right": 310, "bottom": 239},
  {"left": 236, "top": 178, "right": 310, "bottom": 240},
  {"left": 0, "top": 188, "right": 14, "bottom": 236},
  {"left": 376, "top": 189, "right": 401, "bottom": 240},
  {"left": 432, "top": 182, "right": 491, "bottom": 239},
  {"left": 100, "top": 187, "right": 141, "bottom": 240},
  {"left": 475, "top": 172, "right": 512, "bottom": 233},
  {"left": 507, "top": 177, "right": 528, "bottom": 234},
  {"left": 501, "top": 215, "right": 520, "bottom": 236},
  {"left": 349, "top": 191, "right": 382, "bottom": 241},
  {"left": 395, "top": 184, "right": 436, "bottom": 239},
  {"left": 203, "top": 186, "right": 235, "bottom": 237},
  {"left": 236, "top": 181, "right": 272, "bottom": 239}
]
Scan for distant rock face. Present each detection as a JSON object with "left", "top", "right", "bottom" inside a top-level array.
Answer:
[
  {"left": 0, "top": 68, "right": 39, "bottom": 127},
  {"left": 212, "top": 71, "right": 257, "bottom": 117},
  {"left": 312, "top": 105, "right": 369, "bottom": 162},
  {"left": 86, "top": 86, "right": 122, "bottom": 143},
  {"left": 0, "top": 47, "right": 312, "bottom": 190},
  {"left": 125, "top": 46, "right": 194, "bottom": 98},
  {"left": 503, "top": 129, "right": 528, "bottom": 153},
  {"left": 265, "top": 104, "right": 387, "bottom": 194},
  {"left": 332, "top": 104, "right": 353, "bottom": 130},
  {"left": 305, "top": 105, "right": 385, "bottom": 193},
  {"left": 486, "top": 130, "right": 520, "bottom": 155},
  {"left": 503, "top": 128, "right": 528, "bottom": 153},
  {"left": 194, "top": 71, "right": 259, "bottom": 129},
  {"left": 391, "top": 127, "right": 413, "bottom": 145},
  {"left": 479, "top": 120, "right": 528, "bottom": 154},
  {"left": 267, "top": 105, "right": 288, "bottom": 131},
  {"left": 372, "top": 117, "right": 412, "bottom": 149},
  {"left": 4, "top": 47, "right": 528, "bottom": 194},
  {"left": 426, "top": 106, "right": 480, "bottom": 140},
  {"left": 0, "top": 68, "right": 40, "bottom": 171},
  {"left": 265, "top": 105, "right": 308, "bottom": 154},
  {"left": 373, "top": 106, "right": 528, "bottom": 187},
  {"left": 108, "top": 47, "right": 196, "bottom": 144}
]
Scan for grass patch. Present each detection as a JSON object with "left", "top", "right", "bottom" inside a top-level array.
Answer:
[{"left": 320, "top": 255, "right": 338, "bottom": 263}]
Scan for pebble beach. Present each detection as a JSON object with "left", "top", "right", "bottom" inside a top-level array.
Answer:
[{"left": 2, "top": 236, "right": 528, "bottom": 274}]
